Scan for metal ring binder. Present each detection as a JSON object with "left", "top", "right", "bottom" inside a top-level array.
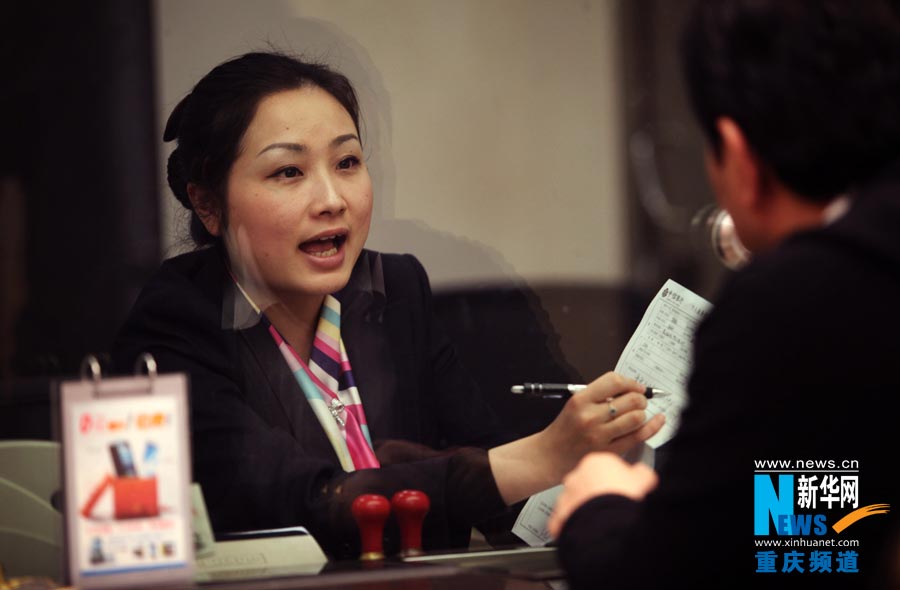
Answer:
[
  {"left": 134, "top": 352, "right": 158, "bottom": 382},
  {"left": 79, "top": 353, "right": 159, "bottom": 397},
  {"left": 80, "top": 354, "right": 102, "bottom": 385}
]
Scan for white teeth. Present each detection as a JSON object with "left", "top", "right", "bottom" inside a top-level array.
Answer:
[{"left": 309, "top": 247, "right": 338, "bottom": 258}]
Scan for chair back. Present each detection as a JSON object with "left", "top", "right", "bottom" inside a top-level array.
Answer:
[
  {"left": 0, "top": 440, "right": 60, "bottom": 505},
  {"left": 0, "top": 441, "right": 62, "bottom": 581}
]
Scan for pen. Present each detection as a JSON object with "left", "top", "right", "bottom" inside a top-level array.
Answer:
[{"left": 510, "top": 383, "right": 667, "bottom": 399}]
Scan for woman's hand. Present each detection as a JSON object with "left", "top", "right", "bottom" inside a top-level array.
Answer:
[
  {"left": 547, "top": 452, "right": 659, "bottom": 538},
  {"left": 488, "top": 372, "right": 665, "bottom": 504},
  {"left": 538, "top": 372, "right": 664, "bottom": 480}
]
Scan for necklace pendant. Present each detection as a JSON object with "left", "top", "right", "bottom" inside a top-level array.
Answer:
[{"left": 329, "top": 398, "right": 346, "bottom": 427}]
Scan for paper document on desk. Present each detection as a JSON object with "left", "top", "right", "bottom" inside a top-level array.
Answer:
[
  {"left": 513, "top": 445, "right": 654, "bottom": 546},
  {"left": 615, "top": 279, "right": 711, "bottom": 448},
  {"left": 512, "top": 485, "right": 563, "bottom": 547},
  {"left": 195, "top": 527, "right": 326, "bottom": 582}
]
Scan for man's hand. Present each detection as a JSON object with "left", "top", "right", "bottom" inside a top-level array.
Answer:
[{"left": 548, "top": 452, "right": 659, "bottom": 539}]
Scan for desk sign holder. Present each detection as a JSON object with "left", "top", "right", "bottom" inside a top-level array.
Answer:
[{"left": 61, "top": 354, "right": 194, "bottom": 588}]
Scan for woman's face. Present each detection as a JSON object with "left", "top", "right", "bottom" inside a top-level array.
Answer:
[{"left": 221, "top": 86, "right": 372, "bottom": 303}]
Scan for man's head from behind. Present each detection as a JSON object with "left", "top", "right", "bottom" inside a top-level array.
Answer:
[{"left": 681, "top": 0, "right": 900, "bottom": 251}]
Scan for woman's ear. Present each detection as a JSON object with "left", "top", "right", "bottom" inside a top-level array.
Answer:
[{"left": 187, "top": 183, "right": 222, "bottom": 236}]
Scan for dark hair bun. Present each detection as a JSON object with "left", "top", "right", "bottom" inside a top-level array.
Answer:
[
  {"left": 166, "top": 148, "right": 192, "bottom": 210},
  {"left": 163, "top": 94, "right": 190, "bottom": 142}
]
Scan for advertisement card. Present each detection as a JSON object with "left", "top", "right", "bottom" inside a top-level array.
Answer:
[{"left": 61, "top": 370, "right": 194, "bottom": 588}]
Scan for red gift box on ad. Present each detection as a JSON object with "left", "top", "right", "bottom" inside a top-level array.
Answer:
[
  {"left": 81, "top": 475, "right": 159, "bottom": 519},
  {"left": 112, "top": 476, "right": 159, "bottom": 519}
]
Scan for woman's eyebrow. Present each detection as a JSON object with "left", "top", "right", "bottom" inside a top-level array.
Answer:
[
  {"left": 332, "top": 133, "right": 360, "bottom": 147},
  {"left": 256, "top": 134, "right": 359, "bottom": 157},
  {"left": 256, "top": 142, "right": 304, "bottom": 157}
]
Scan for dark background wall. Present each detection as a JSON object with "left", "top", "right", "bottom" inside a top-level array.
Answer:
[
  {"left": 622, "top": 0, "right": 729, "bottom": 301},
  {"left": 1, "top": 0, "right": 159, "bottom": 380}
]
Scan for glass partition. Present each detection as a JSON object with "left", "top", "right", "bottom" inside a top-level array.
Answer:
[{"left": 0, "top": 1, "right": 731, "bottom": 586}]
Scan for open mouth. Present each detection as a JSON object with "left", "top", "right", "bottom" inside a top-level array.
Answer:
[{"left": 298, "top": 232, "right": 348, "bottom": 258}]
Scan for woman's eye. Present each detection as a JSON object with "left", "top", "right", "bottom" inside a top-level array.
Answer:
[
  {"left": 337, "top": 156, "right": 360, "bottom": 170},
  {"left": 274, "top": 166, "right": 302, "bottom": 178}
]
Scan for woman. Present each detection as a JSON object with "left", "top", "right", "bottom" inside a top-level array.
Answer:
[{"left": 114, "top": 51, "right": 663, "bottom": 558}]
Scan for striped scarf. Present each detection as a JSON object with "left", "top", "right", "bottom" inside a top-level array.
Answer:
[{"left": 234, "top": 281, "right": 379, "bottom": 471}]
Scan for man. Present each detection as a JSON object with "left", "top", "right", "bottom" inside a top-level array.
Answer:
[{"left": 549, "top": 1, "right": 900, "bottom": 588}]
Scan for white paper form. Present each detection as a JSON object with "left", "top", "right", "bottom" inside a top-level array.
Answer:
[
  {"left": 511, "top": 485, "right": 563, "bottom": 547},
  {"left": 512, "top": 444, "right": 655, "bottom": 546},
  {"left": 511, "top": 279, "right": 709, "bottom": 546},
  {"left": 615, "top": 279, "right": 711, "bottom": 448}
]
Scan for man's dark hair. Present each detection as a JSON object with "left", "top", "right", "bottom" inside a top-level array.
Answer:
[
  {"left": 681, "top": 0, "right": 900, "bottom": 202},
  {"left": 163, "top": 51, "right": 362, "bottom": 247}
]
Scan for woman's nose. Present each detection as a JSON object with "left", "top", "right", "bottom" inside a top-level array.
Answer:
[{"left": 311, "top": 174, "right": 347, "bottom": 216}]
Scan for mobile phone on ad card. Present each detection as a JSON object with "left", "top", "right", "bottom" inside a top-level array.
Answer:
[{"left": 109, "top": 440, "right": 138, "bottom": 477}]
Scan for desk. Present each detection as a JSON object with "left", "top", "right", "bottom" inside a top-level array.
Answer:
[
  {"left": 201, "top": 566, "right": 557, "bottom": 590},
  {"left": 1, "top": 542, "right": 563, "bottom": 590},
  {"left": 191, "top": 547, "right": 561, "bottom": 590},
  {"left": 2, "top": 564, "right": 559, "bottom": 590}
]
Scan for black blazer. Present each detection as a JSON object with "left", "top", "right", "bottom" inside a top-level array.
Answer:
[{"left": 114, "top": 247, "right": 510, "bottom": 558}]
